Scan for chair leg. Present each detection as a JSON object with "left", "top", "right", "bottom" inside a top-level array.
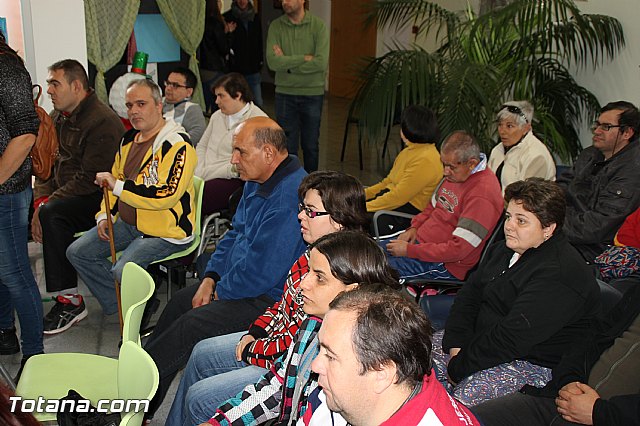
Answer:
[
  {"left": 382, "top": 123, "right": 392, "bottom": 158},
  {"left": 167, "top": 266, "right": 173, "bottom": 301},
  {"left": 357, "top": 123, "right": 363, "bottom": 170},
  {"left": 341, "top": 120, "right": 350, "bottom": 162}
]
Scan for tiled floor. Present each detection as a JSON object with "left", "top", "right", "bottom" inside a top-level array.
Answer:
[{"left": 0, "top": 86, "right": 402, "bottom": 423}]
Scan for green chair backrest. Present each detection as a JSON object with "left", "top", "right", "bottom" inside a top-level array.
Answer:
[
  {"left": 117, "top": 341, "right": 159, "bottom": 426},
  {"left": 192, "top": 175, "right": 204, "bottom": 243},
  {"left": 121, "top": 263, "right": 155, "bottom": 344}
]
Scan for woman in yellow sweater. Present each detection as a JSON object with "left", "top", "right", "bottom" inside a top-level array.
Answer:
[{"left": 366, "top": 105, "right": 443, "bottom": 237}]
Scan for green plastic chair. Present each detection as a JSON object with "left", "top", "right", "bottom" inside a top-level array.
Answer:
[
  {"left": 120, "top": 262, "right": 156, "bottom": 343},
  {"left": 14, "top": 264, "right": 156, "bottom": 424},
  {"left": 15, "top": 341, "right": 159, "bottom": 425},
  {"left": 149, "top": 175, "right": 204, "bottom": 299}
]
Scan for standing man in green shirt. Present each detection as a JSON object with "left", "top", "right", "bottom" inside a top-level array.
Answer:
[{"left": 266, "top": 0, "right": 329, "bottom": 172}]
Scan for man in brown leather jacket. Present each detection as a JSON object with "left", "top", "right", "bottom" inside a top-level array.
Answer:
[{"left": 32, "top": 59, "right": 123, "bottom": 335}]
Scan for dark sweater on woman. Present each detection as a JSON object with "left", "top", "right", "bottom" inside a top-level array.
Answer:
[
  {"left": 0, "top": 54, "right": 39, "bottom": 195},
  {"left": 442, "top": 231, "right": 601, "bottom": 383}
]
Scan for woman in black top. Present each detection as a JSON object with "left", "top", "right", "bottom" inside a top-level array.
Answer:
[{"left": 432, "top": 178, "right": 601, "bottom": 406}]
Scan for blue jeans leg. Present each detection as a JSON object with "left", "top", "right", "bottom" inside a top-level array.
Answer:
[
  {"left": 298, "top": 94, "right": 323, "bottom": 173},
  {"left": 379, "top": 238, "right": 454, "bottom": 280},
  {"left": 275, "top": 93, "right": 324, "bottom": 173},
  {"left": 166, "top": 331, "right": 266, "bottom": 426},
  {"left": 243, "top": 72, "right": 263, "bottom": 107},
  {"left": 67, "top": 220, "right": 187, "bottom": 315},
  {"left": 0, "top": 187, "right": 44, "bottom": 355},
  {"left": 275, "top": 93, "right": 300, "bottom": 159}
]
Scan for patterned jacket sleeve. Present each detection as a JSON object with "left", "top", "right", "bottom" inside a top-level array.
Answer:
[{"left": 242, "top": 252, "right": 309, "bottom": 368}]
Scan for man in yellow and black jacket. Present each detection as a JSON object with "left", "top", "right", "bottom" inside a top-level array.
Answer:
[{"left": 66, "top": 78, "right": 196, "bottom": 321}]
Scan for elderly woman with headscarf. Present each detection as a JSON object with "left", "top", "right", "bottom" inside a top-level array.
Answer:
[{"left": 488, "top": 101, "right": 556, "bottom": 190}]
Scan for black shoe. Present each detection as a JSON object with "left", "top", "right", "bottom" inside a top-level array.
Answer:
[
  {"left": 43, "top": 295, "right": 88, "bottom": 335},
  {"left": 0, "top": 327, "right": 19, "bottom": 355},
  {"left": 13, "top": 352, "right": 43, "bottom": 384}
]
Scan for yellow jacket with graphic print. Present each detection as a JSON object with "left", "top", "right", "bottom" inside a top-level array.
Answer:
[{"left": 96, "top": 119, "right": 197, "bottom": 243}]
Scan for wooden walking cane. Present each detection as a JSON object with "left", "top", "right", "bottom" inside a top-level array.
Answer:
[{"left": 102, "top": 183, "right": 124, "bottom": 335}]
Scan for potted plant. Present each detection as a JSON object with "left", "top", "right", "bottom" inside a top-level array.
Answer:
[{"left": 352, "top": 0, "right": 625, "bottom": 161}]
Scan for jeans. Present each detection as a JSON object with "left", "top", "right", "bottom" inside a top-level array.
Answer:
[
  {"left": 275, "top": 93, "right": 324, "bottom": 172},
  {"left": 39, "top": 192, "right": 102, "bottom": 292},
  {"left": 144, "top": 283, "right": 274, "bottom": 417},
  {"left": 66, "top": 220, "right": 187, "bottom": 315},
  {"left": 243, "top": 72, "right": 263, "bottom": 107},
  {"left": 379, "top": 238, "right": 455, "bottom": 281},
  {"left": 0, "top": 187, "right": 44, "bottom": 355},
  {"left": 166, "top": 331, "right": 267, "bottom": 426}
]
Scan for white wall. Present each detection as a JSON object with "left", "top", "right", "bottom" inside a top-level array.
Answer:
[
  {"left": 573, "top": 0, "right": 640, "bottom": 147},
  {"left": 21, "top": 0, "right": 87, "bottom": 112}
]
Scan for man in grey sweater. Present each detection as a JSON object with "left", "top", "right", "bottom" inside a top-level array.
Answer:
[{"left": 162, "top": 66, "right": 206, "bottom": 146}]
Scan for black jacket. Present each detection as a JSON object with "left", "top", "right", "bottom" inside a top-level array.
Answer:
[
  {"left": 522, "top": 285, "right": 640, "bottom": 426},
  {"left": 443, "top": 232, "right": 601, "bottom": 383},
  {"left": 199, "top": 16, "right": 229, "bottom": 73},
  {"left": 557, "top": 142, "right": 640, "bottom": 261},
  {"left": 223, "top": 9, "right": 263, "bottom": 74}
]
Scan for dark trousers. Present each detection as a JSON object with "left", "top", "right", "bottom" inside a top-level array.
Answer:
[
  {"left": 368, "top": 198, "right": 421, "bottom": 238},
  {"left": 275, "top": 93, "right": 324, "bottom": 173},
  {"left": 144, "top": 283, "right": 274, "bottom": 416},
  {"left": 471, "top": 392, "right": 580, "bottom": 426},
  {"left": 202, "top": 178, "right": 243, "bottom": 215},
  {"left": 39, "top": 192, "right": 102, "bottom": 293}
]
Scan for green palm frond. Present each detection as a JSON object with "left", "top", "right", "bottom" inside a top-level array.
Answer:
[{"left": 352, "top": 0, "right": 625, "bottom": 162}]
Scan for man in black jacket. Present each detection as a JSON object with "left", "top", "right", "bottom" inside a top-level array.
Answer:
[
  {"left": 223, "top": 0, "right": 263, "bottom": 106},
  {"left": 557, "top": 101, "right": 640, "bottom": 262},
  {"left": 471, "top": 284, "right": 640, "bottom": 426}
]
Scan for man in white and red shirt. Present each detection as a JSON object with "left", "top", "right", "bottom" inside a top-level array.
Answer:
[
  {"left": 301, "top": 286, "right": 480, "bottom": 426},
  {"left": 381, "top": 130, "right": 503, "bottom": 281}
]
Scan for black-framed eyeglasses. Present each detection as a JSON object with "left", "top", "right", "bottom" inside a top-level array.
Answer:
[
  {"left": 500, "top": 105, "right": 529, "bottom": 123},
  {"left": 164, "top": 80, "right": 189, "bottom": 89},
  {"left": 298, "top": 202, "right": 330, "bottom": 219},
  {"left": 591, "top": 122, "right": 623, "bottom": 132}
]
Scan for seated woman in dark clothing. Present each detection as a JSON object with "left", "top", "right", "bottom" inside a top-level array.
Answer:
[{"left": 431, "top": 178, "right": 601, "bottom": 406}]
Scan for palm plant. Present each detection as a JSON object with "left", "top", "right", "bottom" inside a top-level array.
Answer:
[{"left": 353, "top": 0, "right": 625, "bottom": 161}]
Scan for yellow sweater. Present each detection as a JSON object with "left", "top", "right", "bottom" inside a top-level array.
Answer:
[{"left": 365, "top": 142, "right": 443, "bottom": 212}]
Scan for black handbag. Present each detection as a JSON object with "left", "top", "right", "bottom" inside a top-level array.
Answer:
[{"left": 56, "top": 389, "right": 121, "bottom": 426}]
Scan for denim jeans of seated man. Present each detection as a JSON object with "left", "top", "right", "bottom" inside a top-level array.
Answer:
[
  {"left": 378, "top": 238, "right": 454, "bottom": 281},
  {"left": 66, "top": 220, "right": 188, "bottom": 315},
  {"left": 166, "top": 331, "right": 267, "bottom": 426},
  {"left": 0, "top": 186, "right": 44, "bottom": 355},
  {"left": 275, "top": 93, "right": 324, "bottom": 173}
]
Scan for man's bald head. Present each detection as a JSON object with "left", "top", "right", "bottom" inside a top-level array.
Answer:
[{"left": 236, "top": 117, "right": 288, "bottom": 152}]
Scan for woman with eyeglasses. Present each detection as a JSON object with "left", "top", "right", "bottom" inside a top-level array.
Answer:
[
  {"left": 165, "top": 170, "right": 370, "bottom": 426},
  {"left": 488, "top": 101, "right": 556, "bottom": 191},
  {"left": 195, "top": 72, "right": 267, "bottom": 215}
]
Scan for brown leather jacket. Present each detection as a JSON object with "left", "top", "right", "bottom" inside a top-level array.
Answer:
[{"left": 34, "top": 90, "right": 124, "bottom": 201}]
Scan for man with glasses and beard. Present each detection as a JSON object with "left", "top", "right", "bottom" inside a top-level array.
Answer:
[{"left": 557, "top": 101, "right": 640, "bottom": 262}]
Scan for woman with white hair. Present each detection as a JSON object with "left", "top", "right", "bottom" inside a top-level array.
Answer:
[{"left": 488, "top": 101, "right": 556, "bottom": 190}]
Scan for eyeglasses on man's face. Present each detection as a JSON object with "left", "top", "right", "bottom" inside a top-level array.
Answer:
[
  {"left": 164, "top": 80, "right": 189, "bottom": 89},
  {"left": 591, "top": 122, "right": 623, "bottom": 133},
  {"left": 298, "top": 202, "right": 330, "bottom": 219},
  {"left": 500, "top": 105, "right": 529, "bottom": 123}
]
